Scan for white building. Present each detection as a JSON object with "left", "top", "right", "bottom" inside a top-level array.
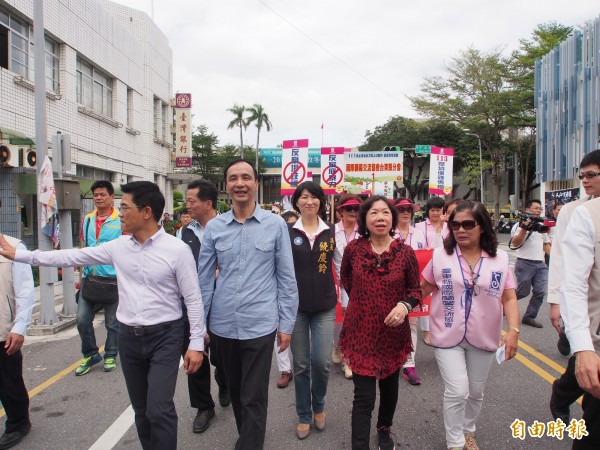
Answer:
[{"left": 0, "top": 0, "right": 176, "bottom": 247}]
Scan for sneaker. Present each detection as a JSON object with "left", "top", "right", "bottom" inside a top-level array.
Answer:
[
  {"left": 463, "top": 432, "right": 479, "bottom": 450},
  {"left": 402, "top": 367, "right": 422, "bottom": 385},
  {"left": 75, "top": 353, "right": 102, "bottom": 376},
  {"left": 103, "top": 357, "right": 117, "bottom": 372},
  {"left": 332, "top": 346, "right": 343, "bottom": 364},
  {"left": 557, "top": 332, "right": 571, "bottom": 356},
  {"left": 342, "top": 363, "right": 353, "bottom": 379},
  {"left": 377, "top": 425, "right": 395, "bottom": 450}
]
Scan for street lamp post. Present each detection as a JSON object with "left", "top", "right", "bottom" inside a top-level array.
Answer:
[{"left": 463, "top": 131, "right": 484, "bottom": 205}]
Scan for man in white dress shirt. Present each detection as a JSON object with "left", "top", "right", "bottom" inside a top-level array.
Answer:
[
  {"left": 561, "top": 196, "right": 600, "bottom": 449},
  {"left": 0, "top": 181, "right": 205, "bottom": 450}
]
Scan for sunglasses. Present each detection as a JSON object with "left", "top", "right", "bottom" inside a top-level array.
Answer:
[
  {"left": 449, "top": 220, "right": 479, "bottom": 231},
  {"left": 396, "top": 207, "right": 413, "bottom": 214},
  {"left": 578, "top": 171, "right": 600, "bottom": 180},
  {"left": 341, "top": 205, "right": 360, "bottom": 212}
]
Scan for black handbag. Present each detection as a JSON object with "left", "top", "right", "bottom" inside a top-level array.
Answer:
[
  {"left": 82, "top": 275, "right": 118, "bottom": 304},
  {"left": 82, "top": 216, "right": 119, "bottom": 305}
]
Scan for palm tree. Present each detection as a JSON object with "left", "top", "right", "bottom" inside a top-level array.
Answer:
[
  {"left": 227, "top": 104, "right": 247, "bottom": 158},
  {"left": 246, "top": 103, "right": 273, "bottom": 171}
]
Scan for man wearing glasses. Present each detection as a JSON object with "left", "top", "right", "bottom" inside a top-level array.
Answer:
[
  {"left": 510, "top": 199, "right": 551, "bottom": 328},
  {"left": 0, "top": 181, "right": 205, "bottom": 450}
]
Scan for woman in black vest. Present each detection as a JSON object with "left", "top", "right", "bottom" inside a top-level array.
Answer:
[{"left": 289, "top": 181, "right": 342, "bottom": 440}]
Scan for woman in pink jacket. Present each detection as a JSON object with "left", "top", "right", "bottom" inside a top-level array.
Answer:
[{"left": 420, "top": 201, "right": 520, "bottom": 450}]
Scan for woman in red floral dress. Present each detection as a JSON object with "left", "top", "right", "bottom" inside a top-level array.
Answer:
[{"left": 339, "top": 195, "right": 421, "bottom": 450}]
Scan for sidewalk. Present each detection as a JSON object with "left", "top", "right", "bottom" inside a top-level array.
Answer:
[{"left": 28, "top": 281, "right": 78, "bottom": 335}]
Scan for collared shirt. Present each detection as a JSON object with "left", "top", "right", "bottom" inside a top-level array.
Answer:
[
  {"left": 510, "top": 223, "right": 550, "bottom": 261},
  {"left": 6, "top": 241, "right": 35, "bottom": 336},
  {"left": 198, "top": 203, "right": 299, "bottom": 340},
  {"left": 293, "top": 216, "right": 343, "bottom": 280},
  {"left": 560, "top": 204, "right": 596, "bottom": 353},
  {"left": 16, "top": 228, "right": 206, "bottom": 351},
  {"left": 394, "top": 226, "right": 427, "bottom": 250},
  {"left": 547, "top": 197, "right": 591, "bottom": 304}
]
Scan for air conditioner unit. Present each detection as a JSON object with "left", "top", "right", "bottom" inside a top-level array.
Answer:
[
  {"left": 23, "top": 148, "right": 37, "bottom": 168},
  {"left": 0, "top": 144, "right": 18, "bottom": 167}
]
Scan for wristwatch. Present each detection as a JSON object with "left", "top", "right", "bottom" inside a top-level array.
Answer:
[{"left": 509, "top": 326, "right": 520, "bottom": 334}]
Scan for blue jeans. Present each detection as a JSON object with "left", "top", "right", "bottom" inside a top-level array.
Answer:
[
  {"left": 77, "top": 278, "right": 119, "bottom": 358},
  {"left": 515, "top": 258, "right": 548, "bottom": 321},
  {"left": 290, "top": 308, "right": 335, "bottom": 424}
]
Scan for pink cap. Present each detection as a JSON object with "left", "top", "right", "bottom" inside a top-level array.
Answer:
[
  {"left": 338, "top": 198, "right": 361, "bottom": 207},
  {"left": 394, "top": 199, "right": 421, "bottom": 212}
]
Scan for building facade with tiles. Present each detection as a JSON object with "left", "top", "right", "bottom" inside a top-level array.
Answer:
[{"left": 0, "top": 0, "right": 176, "bottom": 248}]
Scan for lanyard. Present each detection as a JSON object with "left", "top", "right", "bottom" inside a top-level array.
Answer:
[
  {"left": 398, "top": 229, "right": 413, "bottom": 247},
  {"left": 455, "top": 251, "right": 483, "bottom": 323}
]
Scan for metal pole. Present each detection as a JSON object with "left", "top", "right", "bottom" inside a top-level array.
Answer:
[
  {"left": 33, "top": 0, "right": 58, "bottom": 325},
  {"left": 478, "top": 138, "right": 484, "bottom": 205},
  {"left": 55, "top": 133, "right": 76, "bottom": 316}
]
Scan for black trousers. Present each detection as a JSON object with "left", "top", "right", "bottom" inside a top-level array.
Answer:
[
  {"left": 182, "top": 323, "right": 226, "bottom": 411},
  {"left": 573, "top": 392, "right": 600, "bottom": 449},
  {"left": 213, "top": 331, "right": 276, "bottom": 450},
  {"left": 119, "top": 320, "right": 184, "bottom": 450},
  {"left": 554, "top": 356, "right": 584, "bottom": 411},
  {"left": 351, "top": 370, "right": 400, "bottom": 450},
  {"left": 0, "top": 345, "right": 29, "bottom": 433}
]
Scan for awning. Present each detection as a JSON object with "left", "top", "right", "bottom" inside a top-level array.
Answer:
[
  {"left": 16, "top": 174, "right": 123, "bottom": 198},
  {"left": 0, "top": 126, "right": 35, "bottom": 145}
]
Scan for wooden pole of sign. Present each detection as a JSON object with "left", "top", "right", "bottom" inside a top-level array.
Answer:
[{"left": 330, "top": 194, "right": 335, "bottom": 223}]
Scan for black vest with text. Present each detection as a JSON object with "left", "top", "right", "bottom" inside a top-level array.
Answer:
[{"left": 288, "top": 223, "right": 337, "bottom": 313}]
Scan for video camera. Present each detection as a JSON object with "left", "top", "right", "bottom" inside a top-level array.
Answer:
[{"left": 518, "top": 213, "right": 549, "bottom": 233}]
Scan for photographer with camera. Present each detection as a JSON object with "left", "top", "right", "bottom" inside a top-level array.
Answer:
[{"left": 510, "top": 199, "right": 551, "bottom": 328}]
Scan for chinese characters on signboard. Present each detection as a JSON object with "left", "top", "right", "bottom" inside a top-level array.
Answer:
[
  {"left": 345, "top": 151, "right": 403, "bottom": 196},
  {"left": 320, "top": 147, "right": 345, "bottom": 194},
  {"left": 175, "top": 93, "right": 192, "bottom": 168},
  {"left": 428, "top": 147, "right": 454, "bottom": 196},
  {"left": 281, "top": 139, "right": 309, "bottom": 195}
]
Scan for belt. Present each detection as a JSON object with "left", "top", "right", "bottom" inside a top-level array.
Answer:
[
  {"left": 517, "top": 257, "right": 544, "bottom": 263},
  {"left": 121, "top": 318, "right": 182, "bottom": 336}
]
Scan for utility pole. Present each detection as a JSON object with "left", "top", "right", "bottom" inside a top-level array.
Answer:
[{"left": 33, "top": 0, "right": 58, "bottom": 325}]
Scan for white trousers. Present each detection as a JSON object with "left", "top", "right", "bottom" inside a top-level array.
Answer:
[
  {"left": 403, "top": 316, "right": 419, "bottom": 368},
  {"left": 434, "top": 341, "right": 494, "bottom": 448},
  {"left": 420, "top": 315, "right": 430, "bottom": 331},
  {"left": 274, "top": 339, "right": 291, "bottom": 372}
]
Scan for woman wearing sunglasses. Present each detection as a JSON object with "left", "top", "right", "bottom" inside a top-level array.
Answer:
[
  {"left": 288, "top": 181, "right": 343, "bottom": 440},
  {"left": 394, "top": 198, "right": 426, "bottom": 386},
  {"left": 339, "top": 196, "right": 421, "bottom": 450},
  {"left": 420, "top": 201, "right": 520, "bottom": 450},
  {"left": 332, "top": 194, "right": 363, "bottom": 379}
]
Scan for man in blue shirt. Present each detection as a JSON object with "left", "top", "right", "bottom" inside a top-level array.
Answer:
[{"left": 199, "top": 159, "right": 298, "bottom": 450}]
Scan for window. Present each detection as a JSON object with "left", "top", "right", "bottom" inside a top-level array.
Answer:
[
  {"left": 0, "top": 7, "right": 59, "bottom": 92},
  {"left": 153, "top": 97, "right": 159, "bottom": 138},
  {"left": 161, "top": 103, "right": 168, "bottom": 140},
  {"left": 127, "top": 88, "right": 133, "bottom": 127},
  {"left": 76, "top": 57, "right": 112, "bottom": 116},
  {"left": 76, "top": 165, "right": 112, "bottom": 180}
]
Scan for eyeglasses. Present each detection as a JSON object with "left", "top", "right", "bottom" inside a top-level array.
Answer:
[
  {"left": 396, "top": 207, "right": 413, "bottom": 214},
  {"left": 118, "top": 205, "right": 144, "bottom": 213},
  {"left": 449, "top": 220, "right": 479, "bottom": 231},
  {"left": 578, "top": 171, "right": 600, "bottom": 180},
  {"left": 341, "top": 205, "right": 360, "bottom": 212}
]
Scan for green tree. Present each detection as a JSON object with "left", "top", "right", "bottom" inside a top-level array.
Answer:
[
  {"left": 227, "top": 104, "right": 248, "bottom": 158},
  {"left": 246, "top": 103, "right": 272, "bottom": 173},
  {"left": 360, "top": 116, "right": 465, "bottom": 200},
  {"left": 190, "top": 125, "right": 220, "bottom": 184},
  {"left": 508, "top": 22, "right": 573, "bottom": 205},
  {"left": 410, "top": 48, "right": 521, "bottom": 220}
]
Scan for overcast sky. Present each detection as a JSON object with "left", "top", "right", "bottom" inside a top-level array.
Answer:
[{"left": 114, "top": 0, "right": 598, "bottom": 150}]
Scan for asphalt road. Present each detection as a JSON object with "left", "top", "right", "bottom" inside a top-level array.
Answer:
[{"left": 10, "top": 233, "right": 581, "bottom": 449}]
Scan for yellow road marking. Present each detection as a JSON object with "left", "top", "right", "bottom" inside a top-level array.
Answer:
[
  {"left": 501, "top": 331, "right": 582, "bottom": 406},
  {"left": 0, "top": 345, "right": 105, "bottom": 418}
]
